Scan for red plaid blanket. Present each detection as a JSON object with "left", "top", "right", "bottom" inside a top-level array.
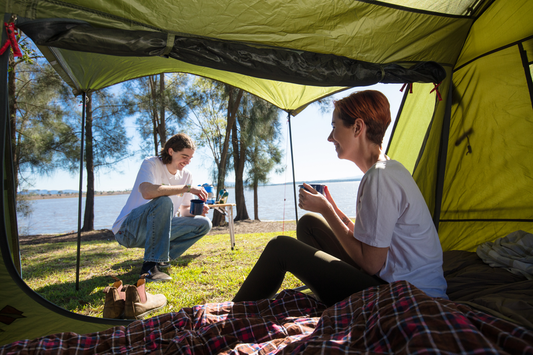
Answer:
[{"left": 2, "top": 281, "right": 532, "bottom": 354}]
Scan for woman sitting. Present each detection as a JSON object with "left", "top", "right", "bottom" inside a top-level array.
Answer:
[{"left": 233, "top": 90, "right": 447, "bottom": 306}]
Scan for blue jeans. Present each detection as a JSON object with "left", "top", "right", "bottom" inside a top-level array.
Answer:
[{"left": 115, "top": 196, "right": 212, "bottom": 262}]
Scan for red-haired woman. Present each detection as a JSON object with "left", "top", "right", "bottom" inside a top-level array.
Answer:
[{"left": 233, "top": 90, "right": 447, "bottom": 306}]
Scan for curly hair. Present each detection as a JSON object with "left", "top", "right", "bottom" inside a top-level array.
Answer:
[
  {"left": 159, "top": 133, "right": 196, "bottom": 164},
  {"left": 333, "top": 90, "right": 391, "bottom": 146}
]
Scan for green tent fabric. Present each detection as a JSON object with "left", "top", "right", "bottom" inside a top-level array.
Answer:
[{"left": 1, "top": 0, "right": 532, "bottom": 346}]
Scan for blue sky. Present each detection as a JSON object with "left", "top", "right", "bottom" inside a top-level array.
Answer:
[{"left": 31, "top": 83, "right": 404, "bottom": 192}]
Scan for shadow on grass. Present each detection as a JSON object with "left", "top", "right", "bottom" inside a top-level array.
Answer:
[
  {"left": 28, "top": 274, "right": 128, "bottom": 316},
  {"left": 22, "top": 248, "right": 130, "bottom": 277},
  {"left": 26, "top": 254, "right": 204, "bottom": 316},
  {"left": 174, "top": 254, "right": 201, "bottom": 267},
  {"left": 108, "top": 253, "right": 201, "bottom": 274}
]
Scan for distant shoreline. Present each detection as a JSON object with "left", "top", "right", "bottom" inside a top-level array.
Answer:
[
  {"left": 18, "top": 178, "right": 363, "bottom": 201},
  {"left": 20, "top": 191, "right": 130, "bottom": 200}
]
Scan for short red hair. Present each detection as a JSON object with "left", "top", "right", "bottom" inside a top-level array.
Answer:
[{"left": 334, "top": 90, "right": 391, "bottom": 145}]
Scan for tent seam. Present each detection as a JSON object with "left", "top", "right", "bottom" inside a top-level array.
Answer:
[
  {"left": 455, "top": 34, "right": 533, "bottom": 72},
  {"left": 518, "top": 43, "right": 533, "bottom": 110},
  {"left": 355, "top": 0, "right": 474, "bottom": 18}
]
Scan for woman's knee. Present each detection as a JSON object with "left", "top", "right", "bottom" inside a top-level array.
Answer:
[
  {"left": 266, "top": 235, "right": 298, "bottom": 251},
  {"left": 296, "top": 213, "right": 325, "bottom": 240}
]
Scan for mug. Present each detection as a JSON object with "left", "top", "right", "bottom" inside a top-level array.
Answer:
[
  {"left": 189, "top": 199, "right": 205, "bottom": 215},
  {"left": 299, "top": 184, "right": 325, "bottom": 195}
]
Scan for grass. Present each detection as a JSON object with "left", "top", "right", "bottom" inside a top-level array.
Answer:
[{"left": 19, "top": 231, "right": 303, "bottom": 318}]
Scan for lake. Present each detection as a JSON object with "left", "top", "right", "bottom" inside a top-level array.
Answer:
[{"left": 17, "top": 180, "right": 360, "bottom": 235}]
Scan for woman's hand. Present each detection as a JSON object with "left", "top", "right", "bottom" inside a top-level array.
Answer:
[
  {"left": 298, "top": 183, "right": 329, "bottom": 213},
  {"left": 323, "top": 185, "right": 338, "bottom": 209}
]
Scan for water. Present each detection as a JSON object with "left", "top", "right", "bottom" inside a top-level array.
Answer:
[{"left": 17, "top": 181, "right": 360, "bottom": 235}]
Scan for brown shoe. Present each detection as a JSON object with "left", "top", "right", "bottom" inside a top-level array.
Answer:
[
  {"left": 124, "top": 276, "right": 167, "bottom": 320},
  {"left": 102, "top": 278, "right": 126, "bottom": 319}
]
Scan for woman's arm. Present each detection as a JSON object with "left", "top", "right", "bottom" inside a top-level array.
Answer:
[
  {"left": 320, "top": 204, "right": 388, "bottom": 275},
  {"left": 324, "top": 185, "right": 355, "bottom": 232},
  {"left": 139, "top": 182, "right": 207, "bottom": 201},
  {"left": 299, "top": 183, "right": 387, "bottom": 275}
]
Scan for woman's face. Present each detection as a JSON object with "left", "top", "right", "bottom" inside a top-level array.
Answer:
[{"left": 328, "top": 109, "right": 356, "bottom": 160}]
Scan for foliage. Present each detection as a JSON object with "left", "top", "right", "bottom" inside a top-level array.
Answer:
[
  {"left": 11, "top": 35, "right": 132, "bottom": 230},
  {"left": 20, "top": 231, "right": 303, "bottom": 317},
  {"left": 186, "top": 77, "right": 230, "bottom": 180},
  {"left": 57, "top": 89, "right": 131, "bottom": 172},
  {"left": 11, "top": 36, "right": 78, "bottom": 190},
  {"left": 126, "top": 74, "right": 190, "bottom": 156},
  {"left": 234, "top": 93, "right": 284, "bottom": 220}
]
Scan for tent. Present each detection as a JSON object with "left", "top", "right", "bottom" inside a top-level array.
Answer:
[{"left": 1, "top": 0, "right": 532, "bottom": 346}]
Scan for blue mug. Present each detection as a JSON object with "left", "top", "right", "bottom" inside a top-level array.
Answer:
[
  {"left": 299, "top": 184, "right": 325, "bottom": 195},
  {"left": 190, "top": 199, "right": 205, "bottom": 215}
]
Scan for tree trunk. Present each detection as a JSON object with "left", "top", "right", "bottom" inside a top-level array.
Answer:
[
  {"left": 159, "top": 73, "right": 166, "bottom": 146},
  {"left": 253, "top": 179, "right": 259, "bottom": 221},
  {"left": 82, "top": 93, "right": 95, "bottom": 231},
  {"left": 212, "top": 87, "right": 243, "bottom": 226},
  {"left": 150, "top": 76, "right": 159, "bottom": 155},
  {"left": 232, "top": 117, "right": 249, "bottom": 221}
]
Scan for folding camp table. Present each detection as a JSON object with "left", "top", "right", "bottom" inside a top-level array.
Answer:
[{"left": 209, "top": 203, "right": 237, "bottom": 250}]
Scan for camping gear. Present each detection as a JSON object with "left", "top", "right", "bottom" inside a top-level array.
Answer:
[
  {"left": 202, "top": 184, "right": 215, "bottom": 204},
  {"left": 0, "top": 0, "right": 532, "bottom": 347},
  {"left": 217, "top": 189, "right": 229, "bottom": 204}
]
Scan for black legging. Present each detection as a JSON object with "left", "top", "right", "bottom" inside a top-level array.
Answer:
[{"left": 233, "top": 213, "right": 386, "bottom": 306}]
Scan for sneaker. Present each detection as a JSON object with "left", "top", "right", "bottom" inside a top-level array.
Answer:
[
  {"left": 142, "top": 265, "right": 172, "bottom": 282},
  {"left": 124, "top": 277, "right": 167, "bottom": 319},
  {"left": 102, "top": 278, "right": 126, "bottom": 319},
  {"left": 157, "top": 261, "right": 171, "bottom": 269}
]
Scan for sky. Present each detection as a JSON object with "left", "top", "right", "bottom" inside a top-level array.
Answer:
[{"left": 29, "top": 83, "right": 404, "bottom": 192}]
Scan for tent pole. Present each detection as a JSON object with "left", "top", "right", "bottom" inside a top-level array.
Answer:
[
  {"left": 0, "top": 13, "right": 22, "bottom": 275},
  {"left": 76, "top": 92, "right": 87, "bottom": 291},
  {"left": 287, "top": 112, "right": 299, "bottom": 221},
  {"left": 433, "top": 75, "right": 453, "bottom": 231}
]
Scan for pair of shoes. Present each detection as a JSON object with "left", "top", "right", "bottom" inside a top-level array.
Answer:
[
  {"left": 124, "top": 276, "right": 167, "bottom": 319},
  {"left": 103, "top": 277, "right": 125, "bottom": 319},
  {"left": 143, "top": 264, "right": 172, "bottom": 282},
  {"left": 157, "top": 261, "right": 171, "bottom": 269},
  {"left": 102, "top": 277, "right": 167, "bottom": 320}
]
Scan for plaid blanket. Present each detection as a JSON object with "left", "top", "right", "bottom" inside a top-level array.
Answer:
[{"left": 1, "top": 281, "right": 532, "bottom": 354}]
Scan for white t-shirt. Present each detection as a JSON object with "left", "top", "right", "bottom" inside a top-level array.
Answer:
[
  {"left": 353, "top": 160, "right": 448, "bottom": 299},
  {"left": 112, "top": 156, "right": 194, "bottom": 234}
]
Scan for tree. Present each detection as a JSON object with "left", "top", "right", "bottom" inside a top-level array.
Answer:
[
  {"left": 246, "top": 124, "right": 284, "bottom": 221},
  {"left": 187, "top": 78, "right": 243, "bottom": 226},
  {"left": 10, "top": 35, "right": 78, "bottom": 193},
  {"left": 12, "top": 35, "right": 132, "bottom": 231},
  {"left": 71, "top": 89, "right": 130, "bottom": 231},
  {"left": 233, "top": 93, "right": 282, "bottom": 220},
  {"left": 128, "top": 74, "right": 189, "bottom": 156}
]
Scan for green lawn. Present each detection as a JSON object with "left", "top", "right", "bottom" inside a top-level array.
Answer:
[{"left": 19, "top": 231, "right": 303, "bottom": 318}]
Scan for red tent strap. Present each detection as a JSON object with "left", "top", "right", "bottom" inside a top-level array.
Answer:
[
  {"left": 400, "top": 83, "right": 413, "bottom": 94},
  {"left": 400, "top": 82, "right": 443, "bottom": 102},
  {"left": 0, "top": 22, "right": 22, "bottom": 57},
  {"left": 430, "top": 82, "right": 443, "bottom": 101}
]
